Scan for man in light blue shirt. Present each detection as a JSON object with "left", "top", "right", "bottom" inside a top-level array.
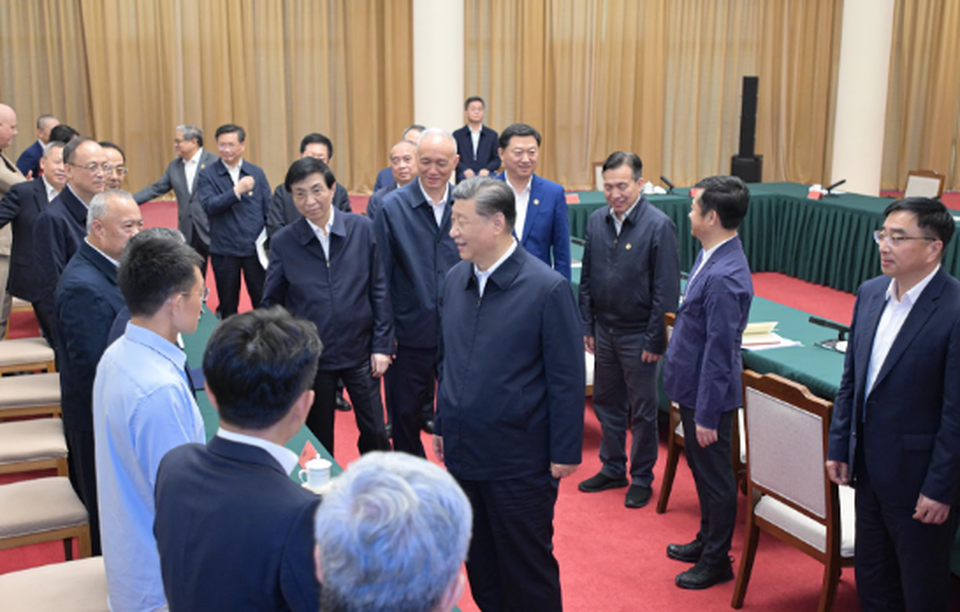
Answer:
[{"left": 93, "top": 230, "right": 207, "bottom": 611}]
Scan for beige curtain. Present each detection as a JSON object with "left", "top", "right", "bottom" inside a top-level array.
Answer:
[
  {"left": 465, "top": 0, "right": 842, "bottom": 190},
  {"left": 0, "top": 0, "right": 413, "bottom": 194},
  {"left": 882, "top": 0, "right": 960, "bottom": 191}
]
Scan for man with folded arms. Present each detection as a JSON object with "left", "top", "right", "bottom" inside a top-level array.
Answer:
[
  {"left": 155, "top": 306, "right": 322, "bottom": 612},
  {"left": 94, "top": 231, "right": 206, "bottom": 611}
]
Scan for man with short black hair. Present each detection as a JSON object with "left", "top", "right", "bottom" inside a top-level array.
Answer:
[
  {"left": 197, "top": 123, "right": 270, "bottom": 318},
  {"left": 494, "top": 123, "right": 571, "bottom": 279},
  {"left": 155, "top": 306, "right": 322, "bottom": 612},
  {"left": 16, "top": 113, "right": 58, "bottom": 178},
  {"left": 267, "top": 132, "right": 352, "bottom": 240},
  {"left": 263, "top": 157, "right": 392, "bottom": 455},
  {"left": 49, "top": 124, "right": 79, "bottom": 145},
  {"left": 373, "top": 124, "right": 425, "bottom": 192},
  {"left": 135, "top": 125, "right": 218, "bottom": 278},
  {"left": 453, "top": 96, "right": 500, "bottom": 183},
  {"left": 663, "top": 175, "right": 752, "bottom": 590},
  {"left": 578, "top": 151, "right": 680, "bottom": 509},
  {"left": 315, "top": 451, "right": 472, "bottom": 612},
  {"left": 827, "top": 197, "right": 960, "bottom": 610},
  {"left": 99, "top": 142, "right": 127, "bottom": 190},
  {"left": 94, "top": 230, "right": 206, "bottom": 611}
]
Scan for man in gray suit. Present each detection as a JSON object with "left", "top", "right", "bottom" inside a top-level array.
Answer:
[{"left": 135, "top": 125, "right": 217, "bottom": 277}]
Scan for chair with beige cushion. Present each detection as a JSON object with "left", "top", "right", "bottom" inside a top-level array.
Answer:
[
  {"left": 0, "top": 371, "right": 61, "bottom": 420},
  {"left": 732, "top": 370, "right": 855, "bottom": 612},
  {"left": 0, "top": 337, "right": 56, "bottom": 375},
  {"left": 0, "top": 557, "right": 108, "bottom": 612},
  {"left": 0, "top": 476, "right": 91, "bottom": 559},
  {"left": 0, "top": 418, "right": 69, "bottom": 476}
]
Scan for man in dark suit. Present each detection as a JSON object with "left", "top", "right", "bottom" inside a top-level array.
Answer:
[
  {"left": 827, "top": 197, "right": 960, "bottom": 611},
  {"left": 155, "top": 306, "right": 321, "bottom": 612},
  {"left": 134, "top": 125, "right": 217, "bottom": 277},
  {"left": 453, "top": 97, "right": 500, "bottom": 183},
  {"left": 197, "top": 124, "right": 270, "bottom": 318},
  {"left": 267, "top": 133, "right": 351, "bottom": 241},
  {"left": 663, "top": 175, "right": 752, "bottom": 590},
  {"left": 435, "top": 177, "right": 584, "bottom": 611},
  {"left": 494, "top": 123, "right": 571, "bottom": 279},
  {"left": 34, "top": 137, "right": 108, "bottom": 349},
  {"left": 56, "top": 189, "right": 143, "bottom": 556},
  {"left": 263, "top": 157, "right": 392, "bottom": 456},
  {"left": 0, "top": 140, "right": 67, "bottom": 341},
  {"left": 373, "top": 124, "right": 424, "bottom": 193},
  {"left": 15, "top": 113, "right": 58, "bottom": 178},
  {"left": 364, "top": 139, "right": 417, "bottom": 222},
  {"left": 375, "top": 129, "right": 461, "bottom": 456},
  {"left": 579, "top": 152, "right": 680, "bottom": 509}
]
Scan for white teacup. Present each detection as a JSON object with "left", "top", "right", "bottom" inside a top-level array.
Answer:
[{"left": 299, "top": 457, "right": 332, "bottom": 490}]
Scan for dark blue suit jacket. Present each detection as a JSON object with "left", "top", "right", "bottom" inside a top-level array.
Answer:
[
  {"left": 372, "top": 167, "right": 395, "bottom": 193},
  {"left": 495, "top": 172, "right": 571, "bottom": 279},
  {"left": 0, "top": 177, "right": 50, "bottom": 300},
  {"left": 197, "top": 159, "right": 271, "bottom": 256},
  {"left": 364, "top": 183, "right": 400, "bottom": 222},
  {"left": 134, "top": 149, "right": 219, "bottom": 247},
  {"left": 374, "top": 179, "right": 459, "bottom": 349},
  {"left": 266, "top": 183, "right": 351, "bottom": 239},
  {"left": 453, "top": 125, "right": 500, "bottom": 182},
  {"left": 34, "top": 186, "right": 88, "bottom": 346},
  {"left": 828, "top": 268, "right": 960, "bottom": 507},
  {"left": 16, "top": 141, "right": 43, "bottom": 178},
  {"left": 154, "top": 436, "right": 320, "bottom": 612},
  {"left": 262, "top": 213, "right": 393, "bottom": 370},
  {"left": 436, "top": 246, "right": 585, "bottom": 480},
  {"left": 55, "top": 241, "right": 125, "bottom": 433},
  {"left": 663, "top": 237, "right": 753, "bottom": 430}
]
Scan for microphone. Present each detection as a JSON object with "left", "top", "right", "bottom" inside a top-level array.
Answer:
[
  {"left": 809, "top": 316, "right": 850, "bottom": 353},
  {"left": 660, "top": 176, "right": 675, "bottom": 194},
  {"left": 823, "top": 179, "right": 846, "bottom": 196}
]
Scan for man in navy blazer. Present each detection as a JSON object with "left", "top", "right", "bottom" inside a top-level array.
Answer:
[
  {"left": 827, "top": 198, "right": 960, "bottom": 611},
  {"left": 364, "top": 139, "right": 417, "bottom": 222},
  {"left": 494, "top": 123, "right": 571, "bottom": 279},
  {"left": 452, "top": 97, "right": 500, "bottom": 183},
  {"left": 373, "top": 124, "right": 424, "bottom": 193},
  {"left": 34, "top": 138, "right": 108, "bottom": 350},
  {"left": 375, "top": 129, "right": 461, "bottom": 456},
  {"left": 155, "top": 306, "right": 321, "bottom": 612},
  {"left": 435, "top": 177, "right": 584, "bottom": 611},
  {"left": 663, "top": 176, "right": 752, "bottom": 590},
  {"left": 56, "top": 190, "right": 143, "bottom": 556},
  {"left": 134, "top": 125, "right": 218, "bottom": 277},
  {"left": 263, "top": 157, "right": 392, "bottom": 456},
  {"left": 15, "top": 114, "right": 58, "bottom": 178},
  {"left": 197, "top": 124, "right": 270, "bottom": 318},
  {"left": 0, "top": 140, "right": 67, "bottom": 341}
]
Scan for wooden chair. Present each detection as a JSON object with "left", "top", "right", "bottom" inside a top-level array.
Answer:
[
  {"left": 904, "top": 169, "right": 945, "bottom": 199},
  {"left": 4, "top": 296, "right": 36, "bottom": 339},
  {"left": 0, "top": 557, "right": 108, "bottom": 612},
  {"left": 0, "top": 371, "right": 62, "bottom": 421},
  {"left": 0, "top": 418, "right": 70, "bottom": 477},
  {"left": 732, "top": 370, "right": 854, "bottom": 612},
  {"left": 0, "top": 476, "right": 92, "bottom": 560},
  {"left": 656, "top": 313, "right": 746, "bottom": 513},
  {"left": 0, "top": 337, "right": 57, "bottom": 375}
]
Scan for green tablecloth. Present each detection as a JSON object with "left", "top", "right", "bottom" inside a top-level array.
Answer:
[{"left": 569, "top": 183, "right": 960, "bottom": 294}]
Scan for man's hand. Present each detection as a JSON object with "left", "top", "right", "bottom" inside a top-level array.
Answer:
[
  {"left": 584, "top": 336, "right": 595, "bottom": 355},
  {"left": 463, "top": 169, "right": 476, "bottom": 179},
  {"left": 478, "top": 169, "right": 491, "bottom": 177},
  {"left": 25, "top": 170, "right": 33, "bottom": 180},
  {"left": 370, "top": 353, "right": 392, "bottom": 378},
  {"left": 696, "top": 425, "right": 717, "bottom": 448},
  {"left": 551, "top": 463, "right": 578, "bottom": 479},
  {"left": 234, "top": 175, "right": 256, "bottom": 197},
  {"left": 914, "top": 493, "right": 951, "bottom": 525},
  {"left": 641, "top": 350, "right": 661, "bottom": 363},
  {"left": 825, "top": 460, "right": 850, "bottom": 486},
  {"left": 432, "top": 435, "right": 444, "bottom": 463}
]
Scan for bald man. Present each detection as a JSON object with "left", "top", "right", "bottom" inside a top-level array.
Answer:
[
  {"left": 0, "top": 103, "right": 25, "bottom": 333},
  {"left": 365, "top": 139, "right": 418, "bottom": 222}
]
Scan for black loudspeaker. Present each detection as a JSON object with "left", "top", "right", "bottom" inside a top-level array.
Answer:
[
  {"left": 731, "top": 76, "right": 762, "bottom": 183},
  {"left": 731, "top": 155, "right": 763, "bottom": 183}
]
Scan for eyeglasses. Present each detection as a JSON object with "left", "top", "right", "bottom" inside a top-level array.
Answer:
[
  {"left": 69, "top": 162, "right": 110, "bottom": 174},
  {"left": 181, "top": 287, "right": 210, "bottom": 302},
  {"left": 108, "top": 165, "right": 128, "bottom": 176},
  {"left": 873, "top": 230, "right": 937, "bottom": 248}
]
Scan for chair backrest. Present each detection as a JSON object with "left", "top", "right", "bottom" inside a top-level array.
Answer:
[
  {"left": 904, "top": 170, "right": 945, "bottom": 199},
  {"left": 742, "top": 370, "right": 834, "bottom": 523}
]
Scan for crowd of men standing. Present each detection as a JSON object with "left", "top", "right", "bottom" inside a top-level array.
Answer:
[{"left": 1, "top": 94, "right": 959, "bottom": 612}]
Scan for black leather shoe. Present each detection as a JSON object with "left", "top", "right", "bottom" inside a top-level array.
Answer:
[
  {"left": 335, "top": 395, "right": 352, "bottom": 412},
  {"left": 578, "top": 472, "right": 630, "bottom": 493},
  {"left": 675, "top": 559, "right": 734, "bottom": 590},
  {"left": 667, "top": 539, "right": 704, "bottom": 563},
  {"left": 624, "top": 484, "right": 653, "bottom": 508}
]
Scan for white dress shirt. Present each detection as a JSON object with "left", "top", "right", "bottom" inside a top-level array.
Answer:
[
  {"left": 508, "top": 177, "right": 533, "bottom": 240},
  {"left": 183, "top": 148, "right": 203, "bottom": 194},
  {"left": 470, "top": 125, "right": 482, "bottom": 158},
  {"left": 475, "top": 239, "right": 518, "bottom": 297},
  {"left": 42, "top": 176, "right": 58, "bottom": 203},
  {"left": 608, "top": 196, "right": 640, "bottom": 236},
  {"left": 216, "top": 427, "right": 300, "bottom": 474},
  {"left": 419, "top": 182, "right": 450, "bottom": 226},
  {"left": 306, "top": 207, "right": 336, "bottom": 261}
]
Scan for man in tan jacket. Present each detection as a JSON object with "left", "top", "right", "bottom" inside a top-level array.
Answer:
[{"left": 0, "top": 103, "right": 25, "bottom": 333}]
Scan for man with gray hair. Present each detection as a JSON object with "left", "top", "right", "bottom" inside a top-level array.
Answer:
[
  {"left": 314, "top": 451, "right": 472, "bottom": 612},
  {"left": 16, "top": 113, "right": 59, "bottom": 178},
  {"left": 56, "top": 189, "right": 143, "bottom": 555},
  {"left": 135, "top": 125, "right": 218, "bottom": 278}
]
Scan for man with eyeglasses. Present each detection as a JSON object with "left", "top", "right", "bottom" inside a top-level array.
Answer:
[
  {"left": 99, "top": 142, "right": 128, "bottom": 190},
  {"left": 827, "top": 197, "right": 960, "bottom": 612},
  {"left": 33, "top": 137, "right": 108, "bottom": 349},
  {"left": 56, "top": 189, "right": 143, "bottom": 556}
]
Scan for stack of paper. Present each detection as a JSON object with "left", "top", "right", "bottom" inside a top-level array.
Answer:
[{"left": 741, "top": 322, "right": 802, "bottom": 351}]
